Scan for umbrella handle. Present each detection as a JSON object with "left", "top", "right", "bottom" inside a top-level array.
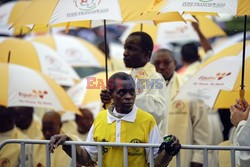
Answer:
[{"left": 240, "top": 89, "right": 245, "bottom": 101}]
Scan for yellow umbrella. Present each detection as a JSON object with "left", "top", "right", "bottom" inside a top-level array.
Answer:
[
  {"left": 0, "top": 1, "right": 31, "bottom": 36},
  {"left": 31, "top": 34, "right": 108, "bottom": 68},
  {"left": 122, "top": 15, "right": 226, "bottom": 45},
  {"left": 0, "top": 37, "right": 80, "bottom": 86},
  {"left": 0, "top": 63, "right": 80, "bottom": 114},
  {"left": 201, "top": 42, "right": 250, "bottom": 67},
  {"left": 12, "top": 0, "right": 184, "bottom": 28},
  {"left": 151, "top": 0, "right": 250, "bottom": 16},
  {"left": 175, "top": 54, "right": 250, "bottom": 109}
]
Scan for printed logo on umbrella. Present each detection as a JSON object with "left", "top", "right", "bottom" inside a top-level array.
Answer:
[
  {"left": 198, "top": 72, "right": 231, "bottom": 81},
  {"left": 45, "top": 55, "right": 61, "bottom": 70},
  {"left": 65, "top": 48, "right": 82, "bottom": 60},
  {"left": 74, "top": 0, "right": 101, "bottom": 11},
  {"left": 19, "top": 90, "right": 48, "bottom": 99}
]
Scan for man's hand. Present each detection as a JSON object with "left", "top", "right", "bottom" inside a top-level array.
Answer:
[
  {"left": 159, "top": 135, "right": 181, "bottom": 156},
  {"left": 49, "top": 134, "right": 69, "bottom": 153},
  {"left": 100, "top": 89, "right": 112, "bottom": 104},
  {"left": 190, "top": 162, "right": 203, "bottom": 167},
  {"left": 230, "top": 104, "right": 250, "bottom": 127}
]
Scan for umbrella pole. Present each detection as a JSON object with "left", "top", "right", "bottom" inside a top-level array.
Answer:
[
  {"left": 7, "top": 51, "right": 11, "bottom": 63},
  {"left": 240, "top": 15, "right": 247, "bottom": 100},
  {"left": 140, "top": 23, "right": 143, "bottom": 31},
  {"left": 104, "top": 19, "right": 108, "bottom": 84}
]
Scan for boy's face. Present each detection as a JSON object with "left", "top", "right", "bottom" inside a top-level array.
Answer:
[{"left": 111, "top": 79, "right": 136, "bottom": 113}]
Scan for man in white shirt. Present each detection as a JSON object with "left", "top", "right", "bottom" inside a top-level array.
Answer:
[{"left": 101, "top": 32, "right": 169, "bottom": 136}]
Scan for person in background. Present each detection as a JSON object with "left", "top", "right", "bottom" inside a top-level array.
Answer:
[
  {"left": 101, "top": 32, "right": 169, "bottom": 137},
  {"left": 75, "top": 108, "right": 94, "bottom": 141},
  {"left": 33, "top": 111, "right": 79, "bottom": 167},
  {"left": 177, "top": 21, "right": 213, "bottom": 81},
  {"left": 62, "top": 108, "right": 94, "bottom": 141},
  {"left": 153, "top": 49, "right": 209, "bottom": 167},
  {"left": 49, "top": 72, "right": 181, "bottom": 167},
  {"left": 8, "top": 107, "right": 42, "bottom": 139},
  {"left": 230, "top": 99, "right": 250, "bottom": 167},
  {"left": 0, "top": 106, "right": 32, "bottom": 167}
]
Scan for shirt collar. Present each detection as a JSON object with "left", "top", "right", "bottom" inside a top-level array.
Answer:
[{"left": 107, "top": 105, "right": 137, "bottom": 124}]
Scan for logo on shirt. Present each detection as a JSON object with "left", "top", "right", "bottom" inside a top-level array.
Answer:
[
  {"left": 128, "top": 139, "right": 143, "bottom": 156},
  {"left": 101, "top": 138, "right": 109, "bottom": 154},
  {"left": 173, "top": 100, "right": 185, "bottom": 112},
  {"left": 0, "top": 158, "right": 10, "bottom": 167}
]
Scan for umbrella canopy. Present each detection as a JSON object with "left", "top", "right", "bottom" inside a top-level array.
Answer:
[
  {"left": 202, "top": 42, "right": 250, "bottom": 67},
  {"left": 153, "top": 0, "right": 250, "bottom": 16},
  {"left": 175, "top": 52, "right": 250, "bottom": 109},
  {"left": 0, "top": 63, "right": 80, "bottom": 114},
  {"left": 121, "top": 15, "right": 226, "bottom": 45},
  {"left": 0, "top": 37, "right": 80, "bottom": 86},
  {"left": 12, "top": 0, "right": 184, "bottom": 28},
  {"left": 29, "top": 34, "right": 107, "bottom": 68},
  {"left": 0, "top": 1, "right": 31, "bottom": 36}
]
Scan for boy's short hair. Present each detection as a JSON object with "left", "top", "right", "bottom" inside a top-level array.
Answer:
[{"left": 107, "top": 72, "right": 135, "bottom": 93}]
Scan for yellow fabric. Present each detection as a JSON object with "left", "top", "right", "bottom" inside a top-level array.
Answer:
[
  {"left": 13, "top": 0, "right": 59, "bottom": 26},
  {"left": 167, "top": 73, "right": 209, "bottom": 166},
  {"left": 93, "top": 109, "right": 156, "bottom": 167},
  {"left": 218, "top": 140, "right": 236, "bottom": 167},
  {"left": 0, "top": 38, "right": 42, "bottom": 71},
  {"left": 40, "top": 72, "right": 80, "bottom": 115},
  {"left": 0, "top": 63, "right": 8, "bottom": 106},
  {"left": 238, "top": 0, "right": 250, "bottom": 16},
  {"left": 168, "top": 100, "right": 189, "bottom": 167},
  {"left": 201, "top": 42, "right": 250, "bottom": 68},
  {"left": 21, "top": 119, "right": 42, "bottom": 139},
  {"left": 32, "top": 36, "right": 57, "bottom": 50},
  {"left": 0, "top": 128, "right": 29, "bottom": 167},
  {"left": 33, "top": 137, "right": 72, "bottom": 167},
  {"left": 196, "top": 16, "right": 226, "bottom": 39}
]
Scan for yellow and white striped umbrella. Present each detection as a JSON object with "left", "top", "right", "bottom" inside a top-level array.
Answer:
[
  {"left": 0, "top": 63, "right": 80, "bottom": 114},
  {"left": 152, "top": 0, "right": 250, "bottom": 16},
  {"left": 0, "top": 37, "right": 80, "bottom": 86},
  {"left": 121, "top": 15, "right": 226, "bottom": 45},
  {"left": 0, "top": 1, "right": 31, "bottom": 36},
  {"left": 30, "top": 34, "right": 107, "bottom": 67},
  {"left": 12, "top": 0, "right": 184, "bottom": 29}
]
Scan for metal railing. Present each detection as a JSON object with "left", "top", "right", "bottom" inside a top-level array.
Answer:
[{"left": 1, "top": 139, "right": 250, "bottom": 167}]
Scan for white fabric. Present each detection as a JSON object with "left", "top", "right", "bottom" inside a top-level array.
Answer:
[
  {"left": 160, "top": 0, "right": 238, "bottom": 15},
  {"left": 50, "top": 0, "right": 122, "bottom": 25},
  {"left": 130, "top": 63, "right": 169, "bottom": 137},
  {"left": 234, "top": 115, "right": 250, "bottom": 167},
  {"left": 175, "top": 55, "right": 243, "bottom": 108},
  {"left": 53, "top": 35, "right": 100, "bottom": 67},
  {"left": 32, "top": 41, "right": 80, "bottom": 86},
  {"left": 0, "top": 1, "right": 15, "bottom": 24},
  {"left": 8, "top": 64, "right": 63, "bottom": 110}
]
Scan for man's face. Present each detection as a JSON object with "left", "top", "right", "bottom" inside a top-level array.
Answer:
[
  {"left": 123, "top": 35, "right": 149, "bottom": 68},
  {"left": 154, "top": 53, "right": 176, "bottom": 81},
  {"left": 75, "top": 109, "right": 94, "bottom": 134},
  {"left": 111, "top": 80, "right": 136, "bottom": 113},
  {"left": 11, "top": 107, "right": 33, "bottom": 130},
  {"left": 42, "top": 116, "right": 61, "bottom": 140}
]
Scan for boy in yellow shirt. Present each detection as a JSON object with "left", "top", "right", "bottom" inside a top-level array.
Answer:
[{"left": 49, "top": 72, "right": 181, "bottom": 167}]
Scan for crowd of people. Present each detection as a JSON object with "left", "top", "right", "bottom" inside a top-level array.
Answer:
[{"left": 0, "top": 21, "right": 250, "bottom": 167}]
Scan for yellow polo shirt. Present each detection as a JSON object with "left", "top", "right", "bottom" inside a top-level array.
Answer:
[{"left": 85, "top": 106, "right": 162, "bottom": 167}]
